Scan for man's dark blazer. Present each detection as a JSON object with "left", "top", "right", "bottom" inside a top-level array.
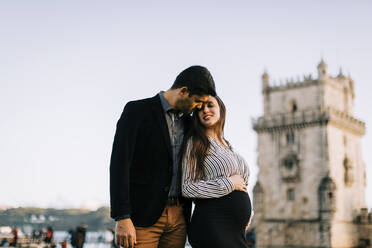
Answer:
[{"left": 110, "top": 94, "right": 192, "bottom": 227}]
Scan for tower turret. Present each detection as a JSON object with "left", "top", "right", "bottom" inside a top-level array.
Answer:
[
  {"left": 317, "top": 59, "right": 328, "bottom": 81},
  {"left": 262, "top": 71, "right": 270, "bottom": 92},
  {"left": 337, "top": 67, "right": 344, "bottom": 78},
  {"left": 261, "top": 71, "right": 271, "bottom": 115}
]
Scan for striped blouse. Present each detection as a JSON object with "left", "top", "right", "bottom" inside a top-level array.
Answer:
[{"left": 181, "top": 137, "right": 250, "bottom": 199}]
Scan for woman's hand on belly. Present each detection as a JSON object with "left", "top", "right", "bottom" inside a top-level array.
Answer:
[{"left": 229, "top": 174, "right": 248, "bottom": 193}]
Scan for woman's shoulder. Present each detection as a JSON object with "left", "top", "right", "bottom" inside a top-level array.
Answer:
[
  {"left": 207, "top": 136, "right": 231, "bottom": 150},
  {"left": 233, "top": 151, "right": 248, "bottom": 165}
]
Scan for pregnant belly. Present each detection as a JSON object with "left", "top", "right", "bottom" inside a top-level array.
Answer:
[{"left": 193, "top": 191, "right": 252, "bottom": 228}]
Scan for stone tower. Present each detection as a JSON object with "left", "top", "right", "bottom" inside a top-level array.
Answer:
[{"left": 252, "top": 60, "right": 372, "bottom": 247}]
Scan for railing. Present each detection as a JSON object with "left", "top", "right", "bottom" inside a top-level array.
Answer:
[
  {"left": 252, "top": 107, "right": 365, "bottom": 135},
  {"left": 252, "top": 108, "right": 328, "bottom": 131}
]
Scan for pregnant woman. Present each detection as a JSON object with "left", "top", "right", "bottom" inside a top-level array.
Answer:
[{"left": 181, "top": 95, "right": 252, "bottom": 248}]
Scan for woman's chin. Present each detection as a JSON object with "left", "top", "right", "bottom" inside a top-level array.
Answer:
[{"left": 203, "top": 122, "right": 216, "bottom": 128}]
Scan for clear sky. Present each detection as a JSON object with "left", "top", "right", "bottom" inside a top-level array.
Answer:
[{"left": 1, "top": 0, "right": 371, "bottom": 209}]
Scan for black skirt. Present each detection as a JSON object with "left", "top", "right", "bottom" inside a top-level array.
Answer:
[{"left": 188, "top": 191, "right": 252, "bottom": 248}]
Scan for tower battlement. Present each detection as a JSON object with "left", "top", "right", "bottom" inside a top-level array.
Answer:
[
  {"left": 261, "top": 60, "right": 357, "bottom": 118},
  {"left": 263, "top": 74, "right": 317, "bottom": 92},
  {"left": 262, "top": 60, "right": 355, "bottom": 98}
]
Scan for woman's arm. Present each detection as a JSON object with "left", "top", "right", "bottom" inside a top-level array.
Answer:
[
  {"left": 237, "top": 154, "right": 250, "bottom": 186},
  {"left": 182, "top": 165, "right": 235, "bottom": 199},
  {"left": 181, "top": 139, "right": 235, "bottom": 198}
]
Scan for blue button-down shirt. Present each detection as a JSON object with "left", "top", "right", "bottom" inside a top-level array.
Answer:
[{"left": 158, "top": 91, "right": 184, "bottom": 198}]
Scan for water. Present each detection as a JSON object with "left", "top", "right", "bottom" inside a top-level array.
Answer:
[
  {"left": 54, "top": 231, "right": 191, "bottom": 248},
  {"left": 54, "top": 231, "right": 112, "bottom": 248}
]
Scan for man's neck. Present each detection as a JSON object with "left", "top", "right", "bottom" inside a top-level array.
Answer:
[{"left": 162, "top": 89, "right": 178, "bottom": 109}]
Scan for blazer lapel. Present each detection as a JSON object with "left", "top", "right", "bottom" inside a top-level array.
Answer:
[{"left": 151, "top": 95, "right": 172, "bottom": 160}]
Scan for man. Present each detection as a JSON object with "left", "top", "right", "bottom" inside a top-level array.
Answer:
[{"left": 110, "top": 66, "right": 217, "bottom": 248}]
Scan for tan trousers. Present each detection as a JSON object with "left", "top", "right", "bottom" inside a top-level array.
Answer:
[{"left": 134, "top": 205, "right": 186, "bottom": 248}]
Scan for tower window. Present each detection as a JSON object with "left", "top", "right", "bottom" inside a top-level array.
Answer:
[
  {"left": 280, "top": 153, "right": 299, "bottom": 182},
  {"left": 318, "top": 177, "right": 336, "bottom": 212},
  {"left": 287, "top": 188, "right": 295, "bottom": 201},
  {"left": 292, "top": 103, "right": 297, "bottom": 113},
  {"left": 286, "top": 132, "right": 295, "bottom": 144},
  {"left": 285, "top": 160, "right": 294, "bottom": 169},
  {"left": 288, "top": 99, "right": 298, "bottom": 113},
  {"left": 328, "top": 192, "right": 333, "bottom": 199},
  {"left": 343, "top": 157, "right": 354, "bottom": 187}
]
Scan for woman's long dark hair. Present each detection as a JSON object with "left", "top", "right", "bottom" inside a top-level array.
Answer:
[{"left": 181, "top": 96, "right": 229, "bottom": 181}]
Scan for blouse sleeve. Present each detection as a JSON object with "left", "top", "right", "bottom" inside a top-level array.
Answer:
[
  {"left": 237, "top": 154, "right": 250, "bottom": 186},
  {"left": 181, "top": 139, "right": 235, "bottom": 199}
]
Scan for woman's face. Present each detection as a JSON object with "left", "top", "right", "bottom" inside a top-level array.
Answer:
[{"left": 198, "top": 96, "right": 220, "bottom": 128}]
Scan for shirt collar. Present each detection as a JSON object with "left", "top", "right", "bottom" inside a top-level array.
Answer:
[
  {"left": 158, "top": 91, "right": 172, "bottom": 113},
  {"left": 158, "top": 91, "right": 184, "bottom": 118}
]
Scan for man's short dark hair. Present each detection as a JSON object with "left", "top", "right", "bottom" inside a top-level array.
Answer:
[{"left": 171, "top": 65, "right": 217, "bottom": 96}]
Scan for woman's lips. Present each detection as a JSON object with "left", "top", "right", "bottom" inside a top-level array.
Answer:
[{"left": 203, "top": 115, "right": 212, "bottom": 120}]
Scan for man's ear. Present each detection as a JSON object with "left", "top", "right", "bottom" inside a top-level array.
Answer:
[{"left": 179, "top": 87, "right": 189, "bottom": 96}]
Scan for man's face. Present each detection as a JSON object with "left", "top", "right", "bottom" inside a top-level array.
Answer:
[{"left": 174, "top": 94, "right": 209, "bottom": 114}]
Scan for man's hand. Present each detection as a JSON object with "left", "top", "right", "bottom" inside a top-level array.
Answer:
[{"left": 116, "top": 218, "right": 136, "bottom": 248}]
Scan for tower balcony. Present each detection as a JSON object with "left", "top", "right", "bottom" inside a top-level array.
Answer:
[{"left": 252, "top": 107, "right": 365, "bottom": 136}]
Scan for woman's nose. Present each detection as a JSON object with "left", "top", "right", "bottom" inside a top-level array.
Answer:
[{"left": 203, "top": 106, "right": 209, "bottom": 113}]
